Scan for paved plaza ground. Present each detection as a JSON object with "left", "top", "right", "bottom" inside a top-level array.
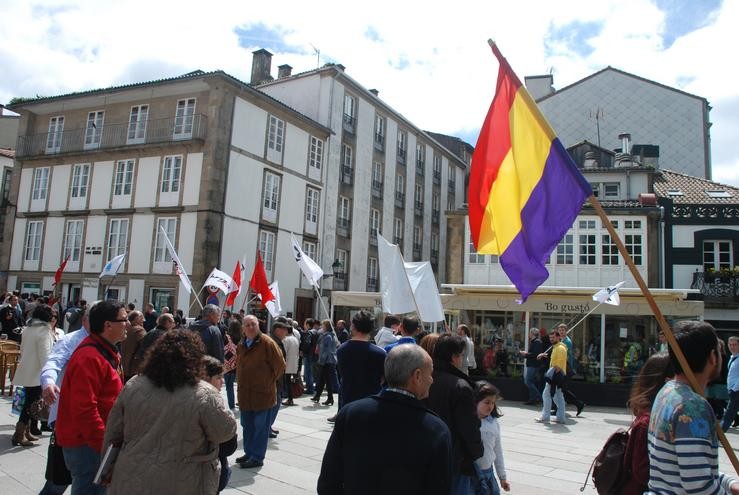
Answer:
[{"left": 0, "top": 389, "right": 738, "bottom": 494}]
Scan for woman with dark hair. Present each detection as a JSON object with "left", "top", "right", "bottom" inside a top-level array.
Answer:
[
  {"left": 621, "top": 351, "right": 675, "bottom": 495},
  {"left": 311, "top": 319, "right": 339, "bottom": 406},
  {"left": 121, "top": 310, "right": 145, "bottom": 382},
  {"left": 12, "top": 304, "right": 55, "bottom": 446},
  {"left": 103, "top": 331, "right": 236, "bottom": 494},
  {"left": 223, "top": 319, "right": 241, "bottom": 410}
]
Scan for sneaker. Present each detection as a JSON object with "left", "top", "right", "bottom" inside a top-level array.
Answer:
[
  {"left": 238, "top": 459, "right": 264, "bottom": 469},
  {"left": 235, "top": 454, "right": 249, "bottom": 464},
  {"left": 534, "top": 417, "right": 549, "bottom": 424}
]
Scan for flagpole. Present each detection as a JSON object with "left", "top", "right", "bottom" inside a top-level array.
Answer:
[
  {"left": 589, "top": 194, "right": 739, "bottom": 474},
  {"left": 188, "top": 285, "right": 206, "bottom": 314},
  {"left": 313, "top": 284, "right": 334, "bottom": 331},
  {"left": 540, "top": 301, "right": 606, "bottom": 355}
]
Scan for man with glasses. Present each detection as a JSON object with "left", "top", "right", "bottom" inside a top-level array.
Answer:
[{"left": 55, "top": 300, "right": 127, "bottom": 494}]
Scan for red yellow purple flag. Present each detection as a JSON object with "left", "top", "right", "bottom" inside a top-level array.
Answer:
[{"left": 469, "top": 41, "right": 592, "bottom": 301}]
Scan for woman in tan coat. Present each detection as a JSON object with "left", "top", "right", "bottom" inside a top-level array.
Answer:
[{"left": 103, "top": 331, "right": 236, "bottom": 494}]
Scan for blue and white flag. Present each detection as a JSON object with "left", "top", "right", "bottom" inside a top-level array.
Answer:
[{"left": 99, "top": 253, "right": 126, "bottom": 278}]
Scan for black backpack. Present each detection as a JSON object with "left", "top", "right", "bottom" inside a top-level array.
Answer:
[
  {"left": 299, "top": 330, "right": 313, "bottom": 355},
  {"left": 581, "top": 429, "right": 630, "bottom": 495}
]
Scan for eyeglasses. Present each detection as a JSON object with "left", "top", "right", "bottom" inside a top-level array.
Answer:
[{"left": 110, "top": 319, "right": 129, "bottom": 323}]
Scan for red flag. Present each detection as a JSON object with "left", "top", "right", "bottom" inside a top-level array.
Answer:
[
  {"left": 225, "top": 260, "right": 244, "bottom": 307},
  {"left": 52, "top": 255, "right": 70, "bottom": 287},
  {"left": 249, "top": 253, "right": 275, "bottom": 305}
]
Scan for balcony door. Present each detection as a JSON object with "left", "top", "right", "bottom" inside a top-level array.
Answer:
[{"left": 703, "top": 240, "right": 733, "bottom": 272}]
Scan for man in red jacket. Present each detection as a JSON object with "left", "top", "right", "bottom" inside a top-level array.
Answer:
[{"left": 56, "top": 299, "right": 127, "bottom": 494}]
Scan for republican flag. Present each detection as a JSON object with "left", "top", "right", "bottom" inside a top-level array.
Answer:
[
  {"left": 249, "top": 253, "right": 275, "bottom": 305},
  {"left": 290, "top": 234, "right": 323, "bottom": 287},
  {"left": 468, "top": 41, "right": 592, "bottom": 302},
  {"left": 99, "top": 253, "right": 126, "bottom": 278},
  {"left": 52, "top": 255, "right": 70, "bottom": 287},
  {"left": 225, "top": 260, "right": 245, "bottom": 307}
]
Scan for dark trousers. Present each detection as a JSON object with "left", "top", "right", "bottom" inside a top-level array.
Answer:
[
  {"left": 19, "top": 386, "right": 41, "bottom": 424},
  {"left": 314, "top": 363, "right": 337, "bottom": 401}
]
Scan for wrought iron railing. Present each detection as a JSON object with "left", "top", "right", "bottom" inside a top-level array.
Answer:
[
  {"left": 16, "top": 114, "right": 207, "bottom": 158},
  {"left": 691, "top": 271, "right": 739, "bottom": 302}
]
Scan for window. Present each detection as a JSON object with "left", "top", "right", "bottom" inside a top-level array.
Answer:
[
  {"left": 114, "top": 160, "right": 135, "bottom": 196},
  {"left": 374, "top": 115, "right": 385, "bottom": 143},
  {"left": 604, "top": 183, "right": 620, "bottom": 198},
  {"left": 63, "top": 220, "right": 84, "bottom": 262},
  {"left": 447, "top": 193, "right": 456, "bottom": 211},
  {"left": 263, "top": 172, "right": 280, "bottom": 213},
  {"left": 448, "top": 164, "right": 456, "bottom": 185},
  {"left": 268, "top": 115, "right": 285, "bottom": 153},
  {"left": 397, "top": 130, "right": 407, "bottom": 160},
  {"left": 469, "top": 241, "right": 485, "bottom": 264},
  {"left": 415, "top": 184, "right": 424, "bottom": 205},
  {"left": 31, "top": 167, "right": 50, "bottom": 201},
  {"left": 303, "top": 241, "right": 317, "bottom": 262},
  {"left": 556, "top": 234, "right": 574, "bottom": 264},
  {"left": 368, "top": 257, "right": 378, "bottom": 285},
  {"left": 579, "top": 220, "right": 596, "bottom": 229},
  {"left": 127, "top": 105, "right": 149, "bottom": 144},
  {"left": 336, "top": 249, "right": 348, "bottom": 276},
  {"left": 625, "top": 220, "right": 642, "bottom": 229},
  {"left": 433, "top": 155, "right": 442, "bottom": 178},
  {"left": 46, "top": 116, "right": 64, "bottom": 153},
  {"left": 343, "top": 94, "right": 356, "bottom": 126},
  {"left": 602, "top": 234, "right": 618, "bottom": 265},
  {"left": 625, "top": 235, "right": 642, "bottom": 265},
  {"left": 342, "top": 144, "right": 353, "bottom": 172},
  {"left": 610, "top": 220, "right": 619, "bottom": 229},
  {"left": 154, "top": 218, "right": 177, "bottom": 262},
  {"left": 161, "top": 156, "right": 182, "bottom": 193},
  {"left": 338, "top": 196, "right": 351, "bottom": 224},
  {"left": 666, "top": 189, "right": 684, "bottom": 197},
  {"left": 413, "top": 225, "right": 423, "bottom": 251},
  {"left": 372, "top": 162, "right": 383, "bottom": 189},
  {"left": 258, "top": 231, "right": 275, "bottom": 278},
  {"left": 394, "top": 218, "right": 403, "bottom": 243},
  {"left": 24, "top": 221, "right": 43, "bottom": 261},
  {"left": 70, "top": 164, "right": 90, "bottom": 199},
  {"left": 706, "top": 190, "right": 732, "bottom": 199},
  {"left": 590, "top": 183, "right": 600, "bottom": 198},
  {"left": 703, "top": 240, "right": 733, "bottom": 271},
  {"left": 84, "top": 111, "right": 104, "bottom": 149},
  {"left": 174, "top": 98, "right": 196, "bottom": 138},
  {"left": 107, "top": 218, "right": 129, "bottom": 259},
  {"left": 305, "top": 188, "right": 320, "bottom": 224},
  {"left": 431, "top": 232, "right": 439, "bottom": 256},
  {"left": 370, "top": 208, "right": 381, "bottom": 238},
  {"left": 309, "top": 136, "right": 323, "bottom": 171},
  {"left": 416, "top": 143, "right": 426, "bottom": 166},
  {"left": 579, "top": 234, "right": 596, "bottom": 264},
  {"left": 395, "top": 174, "right": 405, "bottom": 196}
]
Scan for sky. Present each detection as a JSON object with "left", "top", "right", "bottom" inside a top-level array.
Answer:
[{"left": 1, "top": 0, "right": 737, "bottom": 186}]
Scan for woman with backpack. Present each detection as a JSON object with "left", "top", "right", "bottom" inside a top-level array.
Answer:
[{"left": 622, "top": 351, "right": 674, "bottom": 495}]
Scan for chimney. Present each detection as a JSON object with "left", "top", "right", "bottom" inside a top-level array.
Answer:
[
  {"left": 583, "top": 151, "right": 598, "bottom": 169},
  {"left": 524, "top": 74, "right": 555, "bottom": 100},
  {"left": 277, "top": 64, "right": 292, "bottom": 79},
  {"left": 618, "top": 133, "right": 631, "bottom": 154},
  {"left": 369, "top": 89, "right": 379, "bottom": 97},
  {"left": 250, "top": 49, "right": 273, "bottom": 85}
]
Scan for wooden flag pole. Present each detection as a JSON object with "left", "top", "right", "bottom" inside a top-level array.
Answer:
[{"left": 589, "top": 194, "right": 739, "bottom": 474}]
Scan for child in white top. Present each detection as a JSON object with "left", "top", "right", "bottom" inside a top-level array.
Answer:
[{"left": 473, "top": 381, "right": 510, "bottom": 494}]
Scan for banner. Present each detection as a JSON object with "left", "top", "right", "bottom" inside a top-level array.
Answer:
[
  {"left": 99, "top": 253, "right": 126, "bottom": 278},
  {"left": 377, "top": 233, "right": 416, "bottom": 315},
  {"left": 290, "top": 234, "right": 323, "bottom": 287},
  {"left": 202, "top": 268, "right": 237, "bottom": 295}
]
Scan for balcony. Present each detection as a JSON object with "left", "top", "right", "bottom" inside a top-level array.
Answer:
[
  {"left": 371, "top": 180, "right": 383, "bottom": 198},
  {"left": 414, "top": 201, "right": 424, "bottom": 217},
  {"left": 433, "top": 170, "right": 441, "bottom": 184},
  {"left": 369, "top": 229, "right": 378, "bottom": 246},
  {"left": 397, "top": 148, "right": 406, "bottom": 165},
  {"left": 394, "top": 192, "right": 405, "bottom": 208},
  {"left": 16, "top": 114, "right": 207, "bottom": 158},
  {"left": 333, "top": 272, "right": 347, "bottom": 291},
  {"left": 342, "top": 114, "right": 355, "bottom": 134},
  {"left": 431, "top": 251, "right": 439, "bottom": 265},
  {"left": 367, "top": 277, "right": 378, "bottom": 292},
  {"left": 691, "top": 271, "right": 739, "bottom": 303},
  {"left": 337, "top": 217, "right": 351, "bottom": 238},
  {"left": 448, "top": 181, "right": 456, "bottom": 193},
  {"left": 374, "top": 133, "right": 385, "bottom": 152},
  {"left": 393, "top": 236, "right": 402, "bottom": 246},
  {"left": 341, "top": 166, "right": 354, "bottom": 186},
  {"left": 432, "top": 209, "right": 440, "bottom": 224},
  {"left": 413, "top": 244, "right": 422, "bottom": 260},
  {"left": 416, "top": 161, "right": 425, "bottom": 176}
]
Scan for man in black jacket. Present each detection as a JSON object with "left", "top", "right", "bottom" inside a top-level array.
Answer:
[
  {"left": 189, "top": 304, "right": 224, "bottom": 362},
  {"left": 318, "top": 344, "right": 452, "bottom": 495},
  {"left": 519, "top": 328, "right": 543, "bottom": 404},
  {"left": 425, "top": 334, "right": 483, "bottom": 495}
]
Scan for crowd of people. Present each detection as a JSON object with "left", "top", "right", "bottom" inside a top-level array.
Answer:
[{"left": 3, "top": 290, "right": 739, "bottom": 494}]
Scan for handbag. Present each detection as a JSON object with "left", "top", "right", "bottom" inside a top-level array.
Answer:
[
  {"left": 290, "top": 375, "right": 304, "bottom": 398},
  {"left": 29, "top": 398, "right": 51, "bottom": 421},
  {"left": 46, "top": 431, "right": 73, "bottom": 486},
  {"left": 11, "top": 387, "right": 25, "bottom": 416}
]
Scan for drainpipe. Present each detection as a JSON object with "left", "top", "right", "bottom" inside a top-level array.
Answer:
[{"left": 658, "top": 206, "right": 665, "bottom": 288}]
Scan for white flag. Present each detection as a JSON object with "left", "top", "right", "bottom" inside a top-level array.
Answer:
[
  {"left": 99, "top": 253, "right": 126, "bottom": 278},
  {"left": 160, "top": 226, "right": 193, "bottom": 294},
  {"left": 265, "top": 281, "right": 282, "bottom": 318},
  {"left": 404, "top": 261, "right": 445, "bottom": 322},
  {"left": 377, "top": 233, "right": 416, "bottom": 315},
  {"left": 592, "top": 281, "right": 625, "bottom": 306},
  {"left": 202, "top": 268, "right": 237, "bottom": 295},
  {"left": 291, "top": 234, "right": 323, "bottom": 287}
]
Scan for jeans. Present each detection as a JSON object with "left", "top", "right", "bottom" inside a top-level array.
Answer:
[
  {"left": 541, "top": 382, "right": 566, "bottom": 423},
  {"left": 268, "top": 386, "right": 281, "bottom": 427},
  {"left": 240, "top": 409, "right": 270, "bottom": 462},
  {"left": 62, "top": 445, "right": 105, "bottom": 495},
  {"left": 303, "top": 355, "right": 315, "bottom": 394},
  {"left": 474, "top": 466, "right": 501, "bottom": 495},
  {"left": 39, "top": 481, "right": 68, "bottom": 495},
  {"left": 224, "top": 371, "right": 236, "bottom": 410},
  {"left": 524, "top": 367, "right": 540, "bottom": 402},
  {"left": 450, "top": 472, "right": 471, "bottom": 495},
  {"left": 722, "top": 390, "right": 739, "bottom": 431}
]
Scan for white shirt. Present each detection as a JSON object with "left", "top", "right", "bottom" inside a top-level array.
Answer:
[
  {"left": 464, "top": 336, "right": 476, "bottom": 370},
  {"left": 375, "top": 327, "right": 398, "bottom": 349},
  {"left": 39, "top": 326, "right": 90, "bottom": 424},
  {"left": 475, "top": 415, "right": 507, "bottom": 480}
]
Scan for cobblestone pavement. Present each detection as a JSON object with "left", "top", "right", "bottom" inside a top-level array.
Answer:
[{"left": 1, "top": 389, "right": 737, "bottom": 494}]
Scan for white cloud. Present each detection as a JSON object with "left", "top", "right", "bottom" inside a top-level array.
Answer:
[{"left": 1, "top": 0, "right": 735, "bottom": 185}]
